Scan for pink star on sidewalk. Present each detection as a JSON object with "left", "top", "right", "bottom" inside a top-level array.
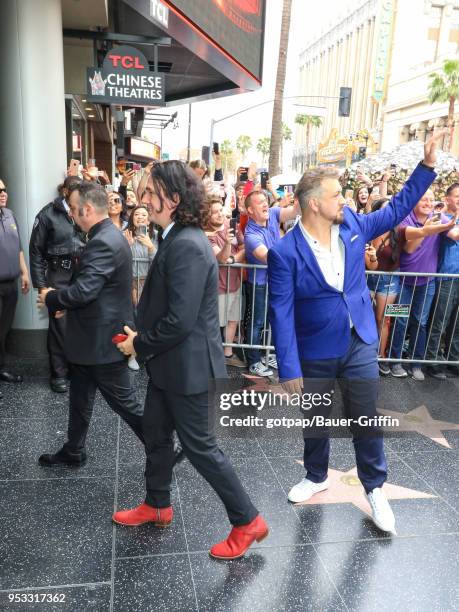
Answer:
[
  {"left": 378, "top": 404, "right": 459, "bottom": 448},
  {"left": 294, "top": 462, "right": 435, "bottom": 517}
]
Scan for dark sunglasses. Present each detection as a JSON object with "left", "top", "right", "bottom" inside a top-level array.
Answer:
[
  {"left": 110, "top": 198, "right": 121, "bottom": 204},
  {"left": 0, "top": 188, "right": 7, "bottom": 194}
]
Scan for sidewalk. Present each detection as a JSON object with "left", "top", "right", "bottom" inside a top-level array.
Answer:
[{"left": 0, "top": 358, "right": 458, "bottom": 611}]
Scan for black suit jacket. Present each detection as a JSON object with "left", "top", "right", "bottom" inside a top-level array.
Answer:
[
  {"left": 134, "top": 223, "right": 227, "bottom": 395},
  {"left": 46, "top": 218, "right": 134, "bottom": 365}
]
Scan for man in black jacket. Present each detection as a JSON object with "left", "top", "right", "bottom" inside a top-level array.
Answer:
[
  {"left": 37, "top": 182, "right": 144, "bottom": 467},
  {"left": 29, "top": 176, "right": 86, "bottom": 392},
  {"left": 113, "top": 161, "right": 268, "bottom": 560}
]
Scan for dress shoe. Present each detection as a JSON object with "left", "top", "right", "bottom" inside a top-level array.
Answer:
[
  {"left": 112, "top": 502, "right": 173, "bottom": 527},
  {"left": 0, "top": 370, "right": 23, "bottom": 383},
  {"left": 447, "top": 365, "right": 459, "bottom": 377},
  {"left": 39, "top": 447, "right": 87, "bottom": 467},
  {"left": 209, "top": 514, "right": 269, "bottom": 560},
  {"left": 50, "top": 377, "right": 68, "bottom": 393}
]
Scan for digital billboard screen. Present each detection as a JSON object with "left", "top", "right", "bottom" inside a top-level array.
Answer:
[{"left": 167, "top": 0, "right": 266, "bottom": 80}]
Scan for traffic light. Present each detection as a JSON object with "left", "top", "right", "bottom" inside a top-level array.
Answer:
[
  {"left": 338, "top": 87, "right": 352, "bottom": 117},
  {"left": 358, "top": 146, "right": 367, "bottom": 160}
]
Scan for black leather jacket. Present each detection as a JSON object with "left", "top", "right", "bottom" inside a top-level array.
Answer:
[{"left": 29, "top": 198, "right": 86, "bottom": 288}]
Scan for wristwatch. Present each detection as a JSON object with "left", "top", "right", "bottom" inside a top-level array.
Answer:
[{"left": 227, "top": 255, "right": 235, "bottom": 264}]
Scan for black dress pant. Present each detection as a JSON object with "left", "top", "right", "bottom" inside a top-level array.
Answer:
[
  {"left": 143, "top": 379, "right": 258, "bottom": 526},
  {"left": 46, "top": 268, "right": 73, "bottom": 379},
  {"left": 63, "top": 361, "right": 144, "bottom": 456},
  {"left": 0, "top": 279, "right": 18, "bottom": 368}
]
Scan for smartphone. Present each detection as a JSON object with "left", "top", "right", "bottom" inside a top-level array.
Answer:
[
  {"left": 213, "top": 142, "right": 219, "bottom": 155},
  {"left": 112, "top": 334, "right": 128, "bottom": 344},
  {"left": 230, "top": 218, "right": 237, "bottom": 233},
  {"left": 125, "top": 162, "right": 134, "bottom": 172},
  {"left": 239, "top": 167, "right": 249, "bottom": 182},
  {"left": 133, "top": 163, "right": 141, "bottom": 171},
  {"left": 260, "top": 171, "right": 269, "bottom": 190},
  {"left": 105, "top": 184, "right": 115, "bottom": 193},
  {"left": 431, "top": 212, "right": 441, "bottom": 222},
  {"left": 372, "top": 186, "right": 380, "bottom": 196},
  {"left": 136, "top": 225, "right": 148, "bottom": 236},
  {"left": 69, "top": 159, "right": 79, "bottom": 176},
  {"left": 88, "top": 158, "right": 96, "bottom": 167}
]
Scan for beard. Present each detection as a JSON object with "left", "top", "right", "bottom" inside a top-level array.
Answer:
[{"left": 333, "top": 210, "right": 345, "bottom": 225}]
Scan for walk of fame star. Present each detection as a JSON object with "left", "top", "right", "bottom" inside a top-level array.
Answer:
[
  {"left": 293, "top": 462, "right": 435, "bottom": 517},
  {"left": 378, "top": 404, "right": 459, "bottom": 448}
]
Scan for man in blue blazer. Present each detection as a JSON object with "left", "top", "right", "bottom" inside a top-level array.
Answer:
[{"left": 268, "top": 132, "right": 443, "bottom": 535}]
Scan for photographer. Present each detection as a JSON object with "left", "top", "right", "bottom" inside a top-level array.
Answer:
[{"left": 202, "top": 196, "right": 245, "bottom": 368}]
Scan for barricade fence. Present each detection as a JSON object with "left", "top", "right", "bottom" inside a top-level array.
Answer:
[
  {"left": 217, "top": 264, "right": 459, "bottom": 367},
  {"left": 133, "top": 257, "right": 458, "bottom": 367}
]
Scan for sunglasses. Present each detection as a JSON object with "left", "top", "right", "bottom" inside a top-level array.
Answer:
[
  {"left": 0, "top": 188, "right": 7, "bottom": 194},
  {"left": 109, "top": 198, "right": 121, "bottom": 204}
]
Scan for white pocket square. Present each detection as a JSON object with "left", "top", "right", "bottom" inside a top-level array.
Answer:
[{"left": 351, "top": 234, "right": 359, "bottom": 242}]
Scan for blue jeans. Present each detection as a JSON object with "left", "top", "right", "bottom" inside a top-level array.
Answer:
[
  {"left": 245, "top": 283, "right": 268, "bottom": 366},
  {"left": 300, "top": 331, "right": 386, "bottom": 494},
  {"left": 426, "top": 280, "right": 459, "bottom": 362},
  {"left": 390, "top": 280, "right": 436, "bottom": 367}
]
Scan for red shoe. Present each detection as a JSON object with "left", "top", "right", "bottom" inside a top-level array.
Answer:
[
  {"left": 209, "top": 514, "right": 269, "bottom": 560},
  {"left": 112, "top": 503, "right": 173, "bottom": 527}
]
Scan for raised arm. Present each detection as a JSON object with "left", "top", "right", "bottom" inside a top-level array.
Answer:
[{"left": 360, "top": 131, "right": 445, "bottom": 241}]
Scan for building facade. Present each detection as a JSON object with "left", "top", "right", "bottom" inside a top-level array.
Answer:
[
  {"left": 294, "top": 0, "right": 383, "bottom": 170},
  {"left": 294, "top": 0, "right": 459, "bottom": 170},
  {"left": 382, "top": 0, "right": 459, "bottom": 154}
]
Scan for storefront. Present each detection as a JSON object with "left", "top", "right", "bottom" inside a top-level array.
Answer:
[{"left": 0, "top": 0, "right": 266, "bottom": 355}]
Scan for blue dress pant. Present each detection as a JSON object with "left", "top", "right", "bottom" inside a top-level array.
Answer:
[{"left": 300, "top": 330, "right": 387, "bottom": 494}]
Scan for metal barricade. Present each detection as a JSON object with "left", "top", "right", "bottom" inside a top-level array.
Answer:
[{"left": 218, "top": 264, "right": 459, "bottom": 367}]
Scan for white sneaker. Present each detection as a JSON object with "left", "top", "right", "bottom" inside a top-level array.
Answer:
[
  {"left": 390, "top": 364, "right": 408, "bottom": 378},
  {"left": 288, "top": 477, "right": 330, "bottom": 503},
  {"left": 366, "top": 487, "right": 397, "bottom": 535},
  {"left": 128, "top": 356, "right": 140, "bottom": 371},
  {"left": 261, "top": 354, "right": 278, "bottom": 369},
  {"left": 249, "top": 361, "right": 273, "bottom": 377},
  {"left": 410, "top": 366, "right": 425, "bottom": 381}
]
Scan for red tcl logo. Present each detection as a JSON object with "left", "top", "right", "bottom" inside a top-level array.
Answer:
[{"left": 107, "top": 54, "right": 145, "bottom": 69}]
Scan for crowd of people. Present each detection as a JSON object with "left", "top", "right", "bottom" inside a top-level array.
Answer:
[
  {"left": 0, "top": 149, "right": 458, "bottom": 398},
  {"left": 0, "top": 131, "right": 457, "bottom": 552}
]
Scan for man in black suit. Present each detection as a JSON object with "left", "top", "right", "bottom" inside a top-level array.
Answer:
[
  {"left": 113, "top": 161, "right": 268, "bottom": 560},
  {"left": 37, "top": 182, "right": 144, "bottom": 466}
]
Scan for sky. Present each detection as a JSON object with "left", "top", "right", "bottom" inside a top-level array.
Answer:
[{"left": 143, "top": 0, "right": 365, "bottom": 168}]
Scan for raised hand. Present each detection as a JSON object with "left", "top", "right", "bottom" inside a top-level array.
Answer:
[{"left": 423, "top": 129, "right": 448, "bottom": 168}]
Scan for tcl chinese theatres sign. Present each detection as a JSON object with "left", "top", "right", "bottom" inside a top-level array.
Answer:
[{"left": 87, "top": 45, "right": 165, "bottom": 106}]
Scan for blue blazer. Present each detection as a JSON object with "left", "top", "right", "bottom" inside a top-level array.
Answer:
[{"left": 267, "top": 163, "right": 436, "bottom": 380}]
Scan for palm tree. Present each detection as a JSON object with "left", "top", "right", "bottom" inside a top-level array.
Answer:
[
  {"left": 220, "top": 139, "right": 233, "bottom": 175},
  {"left": 236, "top": 135, "right": 252, "bottom": 161},
  {"left": 294, "top": 114, "right": 323, "bottom": 168},
  {"left": 257, "top": 137, "right": 271, "bottom": 165},
  {"left": 428, "top": 59, "right": 459, "bottom": 152},
  {"left": 268, "top": 0, "right": 293, "bottom": 176},
  {"left": 281, "top": 122, "right": 292, "bottom": 169}
]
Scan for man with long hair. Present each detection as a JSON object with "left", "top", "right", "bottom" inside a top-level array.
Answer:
[{"left": 114, "top": 161, "right": 268, "bottom": 560}]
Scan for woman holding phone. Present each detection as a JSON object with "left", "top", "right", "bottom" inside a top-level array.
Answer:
[
  {"left": 124, "top": 206, "right": 157, "bottom": 306},
  {"left": 123, "top": 206, "right": 158, "bottom": 371}
]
